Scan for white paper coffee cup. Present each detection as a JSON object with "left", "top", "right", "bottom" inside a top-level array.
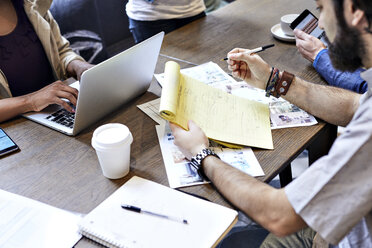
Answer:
[
  {"left": 280, "top": 14, "right": 299, "bottom": 37},
  {"left": 92, "top": 123, "right": 133, "bottom": 179}
]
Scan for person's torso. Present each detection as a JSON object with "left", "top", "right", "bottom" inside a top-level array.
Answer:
[
  {"left": 336, "top": 214, "right": 372, "bottom": 248},
  {"left": 0, "top": 0, "right": 55, "bottom": 97},
  {"left": 126, "top": 0, "right": 206, "bottom": 21},
  {"left": 334, "top": 69, "right": 372, "bottom": 248}
]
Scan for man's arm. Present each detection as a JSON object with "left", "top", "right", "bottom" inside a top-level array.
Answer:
[
  {"left": 170, "top": 121, "right": 307, "bottom": 237},
  {"left": 227, "top": 49, "right": 361, "bottom": 127},
  {"left": 203, "top": 156, "right": 307, "bottom": 236},
  {"left": 281, "top": 76, "right": 360, "bottom": 127},
  {"left": 294, "top": 29, "right": 367, "bottom": 94}
]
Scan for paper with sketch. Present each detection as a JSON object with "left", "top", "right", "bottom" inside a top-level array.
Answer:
[
  {"left": 137, "top": 98, "right": 166, "bottom": 125},
  {"left": 155, "top": 61, "right": 237, "bottom": 89},
  {"left": 228, "top": 82, "right": 317, "bottom": 129},
  {"left": 159, "top": 61, "right": 273, "bottom": 149},
  {"left": 156, "top": 124, "right": 264, "bottom": 188},
  {"left": 138, "top": 88, "right": 317, "bottom": 130},
  {"left": 0, "top": 189, "right": 82, "bottom": 248}
]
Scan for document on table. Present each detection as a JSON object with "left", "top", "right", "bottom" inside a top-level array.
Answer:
[
  {"left": 229, "top": 82, "right": 318, "bottom": 129},
  {"left": 159, "top": 61, "right": 273, "bottom": 149},
  {"left": 0, "top": 189, "right": 82, "bottom": 248},
  {"left": 154, "top": 61, "right": 237, "bottom": 89},
  {"left": 138, "top": 84, "right": 317, "bottom": 130},
  {"left": 156, "top": 123, "right": 264, "bottom": 188}
]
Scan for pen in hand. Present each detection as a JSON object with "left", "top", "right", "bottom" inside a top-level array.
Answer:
[
  {"left": 221, "top": 44, "right": 275, "bottom": 61},
  {"left": 121, "top": 204, "right": 188, "bottom": 224}
]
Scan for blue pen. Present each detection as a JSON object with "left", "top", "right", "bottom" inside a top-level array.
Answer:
[{"left": 121, "top": 204, "right": 188, "bottom": 224}]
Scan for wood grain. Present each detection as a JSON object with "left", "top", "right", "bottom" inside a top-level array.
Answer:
[{"left": 0, "top": 1, "right": 335, "bottom": 247}]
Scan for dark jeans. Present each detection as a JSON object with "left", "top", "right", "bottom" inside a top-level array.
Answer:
[
  {"left": 128, "top": 12, "right": 206, "bottom": 43},
  {"left": 217, "top": 225, "right": 318, "bottom": 248},
  {"left": 217, "top": 224, "right": 270, "bottom": 248},
  {"left": 260, "top": 227, "right": 317, "bottom": 248}
]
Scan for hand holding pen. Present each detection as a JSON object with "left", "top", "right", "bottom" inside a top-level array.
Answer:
[
  {"left": 221, "top": 44, "right": 275, "bottom": 61},
  {"left": 226, "top": 45, "right": 275, "bottom": 89}
]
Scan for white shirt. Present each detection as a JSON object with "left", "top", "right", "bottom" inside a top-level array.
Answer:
[
  {"left": 285, "top": 68, "right": 372, "bottom": 247},
  {"left": 126, "top": 0, "right": 206, "bottom": 21}
]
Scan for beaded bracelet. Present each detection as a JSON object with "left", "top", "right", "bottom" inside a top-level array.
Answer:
[{"left": 265, "top": 67, "right": 279, "bottom": 97}]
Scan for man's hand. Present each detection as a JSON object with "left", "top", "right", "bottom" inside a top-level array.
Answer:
[
  {"left": 169, "top": 120, "right": 209, "bottom": 160},
  {"left": 294, "top": 29, "right": 326, "bottom": 63},
  {"left": 227, "top": 48, "right": 272, "bottom": 90},
  {"left": 27, "top": 81, "right": 78, "bottom": 112},
  {"left": 67, "top": 60, "right": 94, "bottom": 81}
]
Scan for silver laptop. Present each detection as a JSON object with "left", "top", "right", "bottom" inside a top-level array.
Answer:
[{"left": 23, "top": 32, "right": 164, "bottom": 136}]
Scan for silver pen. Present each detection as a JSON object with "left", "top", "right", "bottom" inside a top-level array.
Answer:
[
  {"left": 221, "top": 44, "right": 275, "bottom": 61},
  {"left": 121, "top": 204, "right": 188, "bottom": 224}
]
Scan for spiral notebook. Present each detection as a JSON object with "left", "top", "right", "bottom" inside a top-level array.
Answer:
[{"left": 78, "top": 176, "right": 238, "bottom": 248}]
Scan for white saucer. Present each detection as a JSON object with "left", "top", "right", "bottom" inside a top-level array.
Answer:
[{"left": 271, "top": 23, "right": 296, "bottom": 42}]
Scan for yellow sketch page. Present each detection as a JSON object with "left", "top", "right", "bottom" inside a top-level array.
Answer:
[
  {"left": 160, "top": 61, "right": 273, "bottom": 149},
  {"left": 159, "top": 61, "right": 180, "bottom": 119}
]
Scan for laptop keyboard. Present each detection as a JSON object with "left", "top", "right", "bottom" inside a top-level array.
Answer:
[{"left": 45, "top": 108, "right": 75, "bottom": 129}]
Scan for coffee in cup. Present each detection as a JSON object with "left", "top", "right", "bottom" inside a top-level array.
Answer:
[
  {"left": 280, "top": 14, "right": 299, "bottom": 37},
  {"left": 92, "top": 123, "right": 133, "bottom": 179}
]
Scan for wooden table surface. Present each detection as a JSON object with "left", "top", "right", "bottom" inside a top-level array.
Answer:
[{"left": 0, "top": 0, "right": 336, "bottom": 247}]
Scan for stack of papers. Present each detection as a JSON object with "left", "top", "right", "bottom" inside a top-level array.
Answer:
[
  {"left": 138, "top": 61, "right": 317, "bottom": 188},
  {"left": 0, "top": 190, "right": 82, "bottom": 248}
]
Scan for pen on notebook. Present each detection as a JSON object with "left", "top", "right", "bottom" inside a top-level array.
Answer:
[
  {"left": 221, "top": 44, "right": 275, "bottom": 61},
  {"left": 121, "top": 204, "right": 188, "bottom": 224}
]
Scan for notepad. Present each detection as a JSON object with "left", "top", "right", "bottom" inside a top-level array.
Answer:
[
  {"left": 79, "top": 176, "right": 238, "bottom": 248},
  {"left": 159, "top": 61, "right": 273, "bottom": 149}
]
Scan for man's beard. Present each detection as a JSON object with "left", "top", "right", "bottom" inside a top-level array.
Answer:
[{"left": 325, "top": 25, "right": 365, "bottom": 72}]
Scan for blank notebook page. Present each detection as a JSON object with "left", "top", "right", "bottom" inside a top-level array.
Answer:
[{"left": 79, "top": 176, "right": 238, "bottom": 248}]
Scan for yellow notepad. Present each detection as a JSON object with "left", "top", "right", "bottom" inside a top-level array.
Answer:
[
  {"left": 79, "top": 176, "right": 238, "bottom": 248},
  {"left": 159, "top": 61, "right": 273, "bottom": 149}
]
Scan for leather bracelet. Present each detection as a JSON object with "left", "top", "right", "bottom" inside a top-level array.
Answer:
[{"left": 275, "top": 71, "right": 295, "bottom": 97}]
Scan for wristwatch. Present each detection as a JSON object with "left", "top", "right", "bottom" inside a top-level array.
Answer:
[{"left": 190, "top": 148, "right": 220, "bottom": 179}]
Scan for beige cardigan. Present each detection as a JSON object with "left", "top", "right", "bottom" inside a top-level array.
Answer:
[{"left": 0, "top": 0, "right": 84, "bottom": 99}]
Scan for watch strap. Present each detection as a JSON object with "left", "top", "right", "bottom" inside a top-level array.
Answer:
[{"left": 190, "top": 148, "right": 219, "bottom": 179}]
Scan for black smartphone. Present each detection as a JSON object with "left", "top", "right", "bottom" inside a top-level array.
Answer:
[
  {"left": 290, "top": 9, "right": 326, "bottom": 44},
  {"left": 0, "top": 128, "right": 19, "bottom": 157}
]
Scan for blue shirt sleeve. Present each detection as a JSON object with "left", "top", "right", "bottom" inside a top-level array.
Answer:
[{"left": 313, "top": 49, "right": 367, "bottom": 93}]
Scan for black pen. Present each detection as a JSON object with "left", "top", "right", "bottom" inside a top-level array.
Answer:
[
  {"left": 121, "top": 204, "right": 188, "bottom": 224},
  {"left": 221, "top": 44, "right": 275, "bottom": 61}
]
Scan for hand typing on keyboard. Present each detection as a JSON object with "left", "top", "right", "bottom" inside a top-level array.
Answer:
[{"left": 27, "top": 81, "right": 78, "bottom": 113}]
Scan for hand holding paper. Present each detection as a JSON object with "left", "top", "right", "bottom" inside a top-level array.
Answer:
[{"left": 159, "top": 61, "right": 273, "bottom": 149}]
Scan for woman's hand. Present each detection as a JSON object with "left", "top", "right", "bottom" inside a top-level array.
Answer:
[
  {"left": 27, "top": 80, "right": 78, "bottom": 112},
  {"left": 67, "top": 60, "right": 94, "bottom": 81}
]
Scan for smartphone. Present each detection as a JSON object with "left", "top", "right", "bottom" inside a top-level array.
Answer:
[
  {"left": 0, "top": 128, "right": 19, "bottom": 157},
  {"left": 290, "top": 9, "right": 327, "bottom": 44}
]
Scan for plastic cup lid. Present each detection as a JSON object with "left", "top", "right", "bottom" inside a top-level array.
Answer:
[{"left": 92, "top": 123, "right": 133, "bottom": 149}]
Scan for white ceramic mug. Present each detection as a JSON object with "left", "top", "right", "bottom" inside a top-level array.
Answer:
[
  {"left": 280, "top": 14, "right": 299, "bottom": 37},
  {"left": 92, "top": 123, "right": 133, "bottom": 179}
]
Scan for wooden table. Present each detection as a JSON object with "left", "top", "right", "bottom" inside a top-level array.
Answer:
[{"left": 0, "top": 0, "right": 336, "bottom": 247}]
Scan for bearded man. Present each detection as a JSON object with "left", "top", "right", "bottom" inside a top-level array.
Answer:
[{"left": 170, "top": 0, "right": 372, "bottom": 247}]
